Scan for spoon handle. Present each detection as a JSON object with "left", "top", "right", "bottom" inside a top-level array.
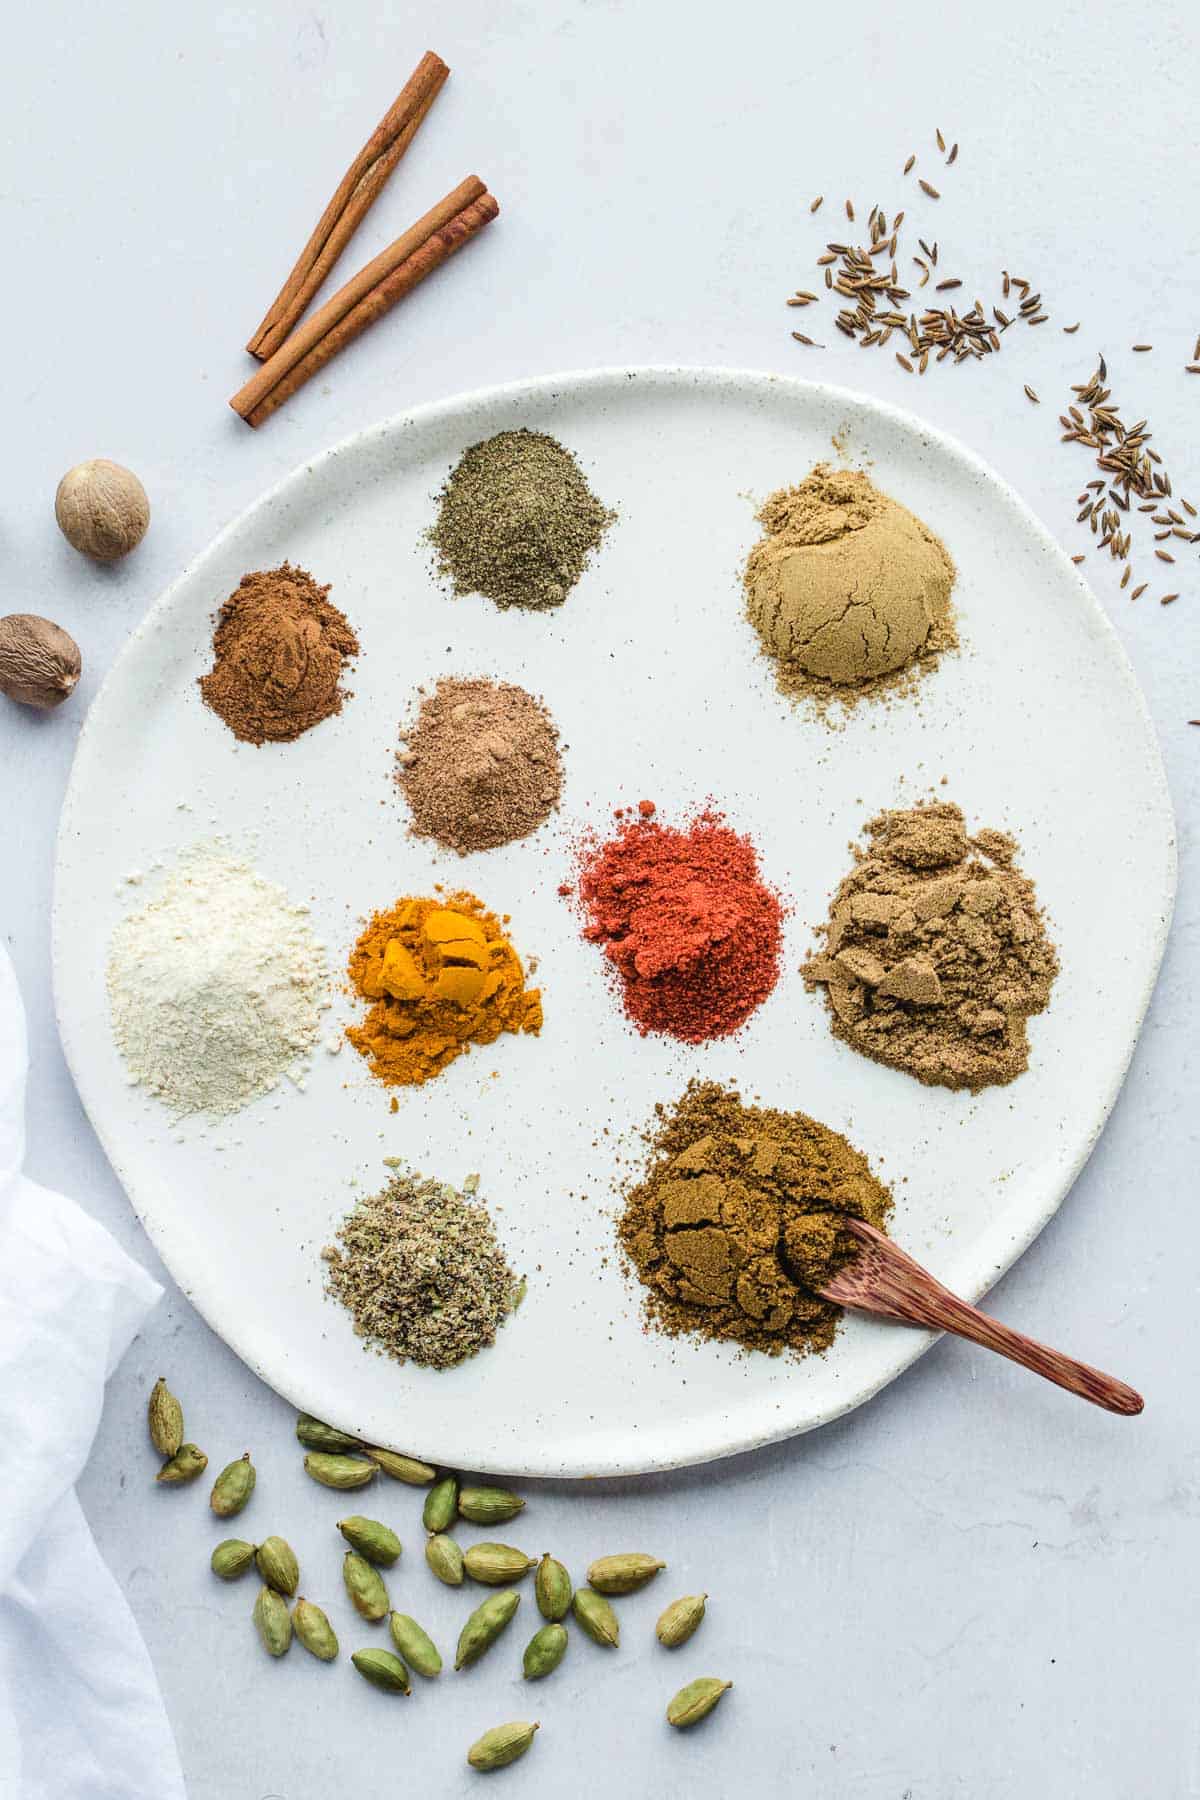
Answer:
[{"left": 822, "top": 1219, "right": 1143, "bottom": 1417}]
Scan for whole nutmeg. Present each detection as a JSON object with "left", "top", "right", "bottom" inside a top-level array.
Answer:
[
  {"left": 0, "top": 613, "right": 82, "bottom": 710},
  {"left": 55, "top": 458, "right": 150, "bottom": 561}
]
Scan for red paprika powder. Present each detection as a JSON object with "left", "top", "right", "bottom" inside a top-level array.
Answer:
[{"left": 575, "top": 808, "right": 783, "bottom": 1042}]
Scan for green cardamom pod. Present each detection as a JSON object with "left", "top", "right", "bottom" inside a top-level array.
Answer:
[
  {"left": 455, "top": 1588, "right": 521, "bottom": 1669},
  {"left": 522, "top": 1623, "right": 568, "bottom": 1680},
  {"left": 666, "top": 1677, "right": 732, "bottom": 1729},
  {"left": 655, "top": 1593, "right": 708, "bottom": 1648},
  {"left": 210, "top": 1538, "right": 256, "bottom": 1581},
  {"left": 586, "top": 1553, "right": 666, "bottom": 1595},
  {"left": 252, "top": 1585, "right": 292, "bottom": 1658},
  {"left": 464, "top": 1542, "right": 537, "bottom": 1585},
  {"left": 534, "top": 1553, "right": 573, "bottom": 1622},
  {"left": 467, "top": 1720, "right": 540, "bottom": 1772},
  {"left": 388, "top": 1612, "right": 442, "bottom": 1678},
  {"left": 351, "top": 1648, "right": 410, "bottom": 1694},
  {"left": 572, "top": 1587, "right": 619, "bottom": 1648},
  {"left": 457, "top": 1485, "right": 526, "bottom": 1525},
  {"left": 343, "top": 1550, "right": 389, "bottom": 1621},
  {"left": 425, "top": 1533, "right": 465, "bottom": 1586},
  {"left": 422, "top": 1473, "right": 458, "bottom": 1533},
  {"left": 255, "top": 1535, "right": 299, "bottom": 1596},
  {"left": 365, "top": 1446, "right": 437, "bottom": 1486},
  {"left": 155, "top": 1443, "right": 208, "bottom": 1485},
  {"left": 147, "top": 1377, "right": 183, "bottom": 1460},
  {"left": 303, "top": 1452, "right": 377, "bottom": 1490},
  {"left": 292, "top": 1597, "right": 339, "bottom": 1662},
  {"left": 209, "top": 1453, "right": 255, "bottom": 1517},
  {"left": 338, "top": 1515, "right": 402, "bottom": 1566},
  {"left": 295, "top": 1413, "right": 360, "bottom": 1454}
]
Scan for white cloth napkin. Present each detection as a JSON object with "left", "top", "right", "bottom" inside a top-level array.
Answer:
[{"left": 0, "top": 946, "right": 185, "bottom": 1800}]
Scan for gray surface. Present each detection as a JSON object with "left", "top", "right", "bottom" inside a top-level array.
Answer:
[{"left": 1, "top": 2, "right": 1196, "bottom": 1795}]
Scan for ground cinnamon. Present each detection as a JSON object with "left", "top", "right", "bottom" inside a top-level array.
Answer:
[{"left": 198, "top": 563, "right": 358, "bottom": 744}]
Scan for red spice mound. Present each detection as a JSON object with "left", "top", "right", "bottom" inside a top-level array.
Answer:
[{"left": 577, "top": 809, "right": 783, "bottom": 1042}]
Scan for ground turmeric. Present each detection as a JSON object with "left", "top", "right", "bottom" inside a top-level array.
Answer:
[{"left": 346, "top": 893, "right": 542, "bottom": 1087}]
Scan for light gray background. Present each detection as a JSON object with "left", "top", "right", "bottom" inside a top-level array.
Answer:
[{"left": 2, "top": 2, "right": 1196, "bottom": 1795}]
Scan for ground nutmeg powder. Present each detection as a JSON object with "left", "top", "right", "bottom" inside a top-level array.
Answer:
[
  {"left": 396, "top": 675, "right": 563, "bottom": 854},
  {"left": 619, "top": 1080, "right": 893, "bottom": 1358},
  {"left": 572, "top": 805, "right": 783, "bottom": 1042},
  {"left": 198, "top": 563, "right": 358, "bottom": 744}
]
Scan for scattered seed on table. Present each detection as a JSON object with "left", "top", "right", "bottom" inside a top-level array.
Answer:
[
  {"left": 845, "top": 198, "right": 855, "bottom": 220},
  {"left": 935, "top": 127, "right": 946, "bottom": 151},
  {"left": 1131, "top": 583, "right": 1147, "bottom": 599},
  {"left": 810, "top": 195, "right": 823, "bottom": 213},
  {"left": 903, "top": 154, "right": 916, "bottom": 174},
  {"left": 947, "top": 142, "right": 958, "bottom": 164},
  {"left": 936, "top": 278, "right": 962, "bottom": 291},
  {"left": 919, "top": 179, "right": 940, "bottom": 199},
  {"left": 1024, "top": 385, "right": 1040, "bottom": 404},
  {"left": 1132, "top": 344, "right": 1152, "bottom": 352},
  {"left": 896, "top": 353, "right": 914, "bottom": 371},
  {"left": 1156, "top": 550, "right": 1176, "bottom": 563},
  {"left": 1063, "top": 322, "right": 1081, "bottom": 333},
  {"left": 1071, "top": 554, "right": 1086, "bottom": 564}
]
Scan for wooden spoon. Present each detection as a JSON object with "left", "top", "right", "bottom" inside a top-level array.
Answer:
[{"left": 815, "top": 1218, "right": 1143, "bottom": 1417}]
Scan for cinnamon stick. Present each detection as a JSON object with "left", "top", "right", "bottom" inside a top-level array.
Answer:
[
  {"left": 231, "top": 188, "right": 499, "bottom": 428},
  {"left": 246, "top": 51, "right": 449, "bottom": 361}
]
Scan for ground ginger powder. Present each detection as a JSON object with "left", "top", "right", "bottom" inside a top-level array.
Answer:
[
  {"left": 346, "top": 894, "right": 542, "bottom": 1087},
  {"left": 802, "top": 802, "right": 1059, "bottom": 1090},
  {"left": 744, "top": 464, "right": 957, "bottom": 707},
  {"left": 618, "top": 1081, "right": 893, "bottom": 1359}
]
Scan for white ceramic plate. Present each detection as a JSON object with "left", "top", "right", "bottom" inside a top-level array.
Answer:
[{"left": 54, "top": 367, "right": 1175, "bottom": 1476}]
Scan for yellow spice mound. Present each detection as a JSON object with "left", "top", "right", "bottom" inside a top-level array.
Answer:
[
  {"left": 744, "top": 464, "right": 957, "bottom": 696},
  {"left": 346, "top": 894, "right": 542, "bottom": 1087}
]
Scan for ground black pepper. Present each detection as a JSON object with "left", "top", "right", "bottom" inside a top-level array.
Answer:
[{"left": 429, "top": 428, "right": 614, "bottom": 611}]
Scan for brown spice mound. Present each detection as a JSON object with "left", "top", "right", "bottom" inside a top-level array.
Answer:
[
  {"left": 618, "top": 1080, "right": 893, "bottom": 1359},
  {"left": 198, "top": 563, "right": 358, "bottom": 744},
  {"left": 802, "top": 802, "right": 1059, "bottom": 1090},
  {"left": 744, "top": 464, "right": 957, "bottom": 712},
  {"left": 396, "top": 676, "right": 563, "bottom": 854}
]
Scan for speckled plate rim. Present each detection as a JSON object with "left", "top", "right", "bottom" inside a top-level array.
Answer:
[{"left": 53, "top": 365, "right": 1177, "bottom": 1475}]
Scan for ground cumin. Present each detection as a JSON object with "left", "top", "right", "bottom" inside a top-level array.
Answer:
[
  {"left": 618, "top": 1081, "right": 893, "bottom": 1359},
  {"left": 346, "top": 893, "right": 542, "bottom": 1088},
  {"left": 198, "top": 563, "right": 358, "bottom": 743},
  {"left": 743, "top": 464, "right": 956, "bottom": 711},
  {"left": 802, "top": 801, "right": 1059, "bottom": 1090}
]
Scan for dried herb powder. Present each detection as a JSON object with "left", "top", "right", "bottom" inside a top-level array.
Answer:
[
  {"left": 323, "top": 1168, "right": 522, "bottom": 1370},
  {"left": 802, "top": 802, "right": 1059, "bottom": 1090},
  {"left": 429, "top": 428, "right": 614, "bottom": 611},
  {"left": 619, "top": 1081, "right": 893, "bottom": 1359}
]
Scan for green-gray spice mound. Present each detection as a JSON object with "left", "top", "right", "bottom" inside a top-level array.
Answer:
[
  {"left": 322, "top": 1168, "right": 523, "bottom": 1370},
  {"left": 429, "top": 428, "right": 614, "bottom": 611}
]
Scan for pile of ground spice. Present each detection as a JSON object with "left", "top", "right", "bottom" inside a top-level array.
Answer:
[
  {"left": 619, "top": 1080, "right": 893, "bottom": 1359},
  {"left": 323, "top": 1165, "right": 522, "bottom": 1370},
  {"left": 429, "top": 428, "right": 615, "bottom": 611},
  {"left": 802, "top": 802, "right": 1059, "bottom": 1090},
  {"left": 198, "top": 563, "right": 358, "bottom": 744},
  {"left": 573, "top": 805, "right": 783, "bottom": 1043},
  {"left": 744, "top": 465, "right": 957, "bottom": 710},
  {"left": 396, "top": 676, "right": 563, "bottom": 854},
  {"left": 346, "top": 892, "right": 542, "bottom": 1088}
]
